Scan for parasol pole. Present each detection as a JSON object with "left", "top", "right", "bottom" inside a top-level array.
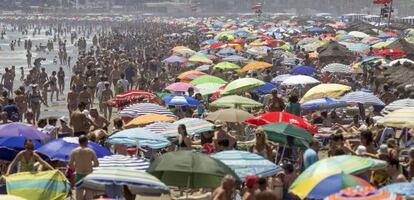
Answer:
[{"left": 278, "top": 143, "right": 286, "bottom": 165}]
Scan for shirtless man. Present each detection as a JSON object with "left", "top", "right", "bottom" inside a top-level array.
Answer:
[
  {"left": 110, "top": 65, "right": 121, "bottom": 88},
  {"left": 70, "top": 102, "right": 91, "bottom": 137},
  {"left": 89, "top": 108, "right": 110, "bottom": 130},
  {"left": 49, "top": 71, "right": 59, "bottom": 102},
  {"left": 101, "top": 82, "right": 113, "bottom": 119},
  {"left": 69, "top": 135, "right": 99, "bottom": 200},
  {"left": 57, "top": 67, "right": 65, "bottom": 94},
  {"left": 79, "top": 85, "right": 92, "bottom": 110},
  {"left": 70, "top": 71, "right": 83, "bottom": 93},
  {"left": 2, "top": 68, "right": 14, "bottom": 96},
  {"left": 212, "top": 175, "right": 236, "bottom": 200},
  {"left": 38, "top": 67, "right": 49, "bottom": 87},
  {"left": 67, "top": 85, "right": 78, "bottom": 115}
]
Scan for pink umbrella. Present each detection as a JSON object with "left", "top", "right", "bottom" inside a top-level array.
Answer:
[{"left": 165, "top": 82, "right": 199, "bottom": 93}]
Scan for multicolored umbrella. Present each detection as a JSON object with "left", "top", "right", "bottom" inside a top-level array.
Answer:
[
  {"left": 239, "top": 61, "right": 272, "bottom": 72},
  {"left": 301, "top": 97, "right": 348, "bottom": 111},
  {"left": 165, "top": 82, "right": 197, "bottom": 93},
  {"left": 205, "top": 108, "right": 253, "bottom": 123},
  {"left": 119, "top": 103, "right": 176, "bottom": 120},
  {"left": 210, "top": 95, "right": 263, "bottom": 108},
  {"left": 281, "top": 75, "right": 320, "bottom": 86},
  {"left": 161, "top": 118, "right": 214, "bottom": 138},
  {"left": 300, "top": 84, "right": 351, "bottom": 103},
  {"left": 213, "top": 61, "right": 241, "bottom": 70},
  {"left": 339, "top": 91, "right": 385, "bottom": 106},
  {"left": 325, "top": 186, "right": 402, "bottom": 200},
  {"left": 108, "top": 128, "right": 171, "bottom": 149},
  {"left": 291, "top": 65, "right": 317, "bottom": 75},
  {"left": 110, "top": 90, "right": 158, "bottom": 108},
  {"left": 96, "top": 155, "right": 150, "bottom": 171},
  {"left": 262, "top": 123, "right": 313, "bottom": 147},
  {"left": 290, "top": 173, "right": 371, "bottom": 199},
  {"left": 381, "top": 98, "right": 414, "bottom": 115},
  {"left": 291, "top": 155, "right": 387, "bottom": 199},
  {"left": 0, "top": 123, "right": 49, "bottom": 141},
  {"left": 177, "top": 70, "right": 206, "bottom": 80},
  {"left": 322, "top": 63, "right": 353, "bottom": 73},
  {"left": 380, "top": 182, "right": 414, "bottom": 198},
  {"left": 222, "top": 78, "right": 265, "bottom": 95},
  {"left": 190, "top": 75, "right": 227, "bottom": 86},
  {"left": 144, "top": 122, "right": 171, "bottom": 134},
  {"left": 162, "top": 95, "right": 199, "bottom": 106},
  {"left": 124, "top": 114, "right": 176, "bottom": 128},
  {"left": 377, "top": 108, "right": 414, "bottom": 128},
  {"left": 211, "top": 150, "right": 281, "bottom": 179}
]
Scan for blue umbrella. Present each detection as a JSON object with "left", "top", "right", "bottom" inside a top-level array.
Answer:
[
  {"left": 163, "top": 95, "right": 199, "bottom": 107},
  {"left": 211, "top": 150, "right": 281, "bottom": 179},
  {"left": 306, "top": 27, "right": 325, "bottom": 33},
  {"left": 108, "top": 128, "right": 171, "bottom": 149},
  {"left": 380, "top": 182, "right": 414, "bottom": 198},
  {"left": 0, "top": 136, "right": 42, "bottom": 160},
  {"left": 252, "top": 82, "right": 283, "bottom": 94},
  {"left": 195, "top": 64, "right": 211, "bottom": 72},
  {"left": 234, "top": 29, "right": 250, "bottom": 36},
  {"left": 36, "top": 137, "right": 112, "bottom": 162},
  {"left": 301, "top": 97, "right": 348, "bottom": 111},
  {"left": 339, "top": 91, "right": 385, "bottom": 106},
  {"left": 201, "top": 39, "right": 217, "bottom": 45},
  {"left": 291, "top": 65, "right": 317, "bottom": 75},
  {"left": 217, "top": 48, "right": 236, "bottom": 57},
  {"left": 162, "top": 55, "right": 186, "bottom": 64}
]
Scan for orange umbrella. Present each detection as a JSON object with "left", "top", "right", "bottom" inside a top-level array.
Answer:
[
  {"left": 239, "top": 61, "right": 272, "bottom": 73},
  {"left": 178, "top": 70, "right": 206, "bottom": 80},
  {"left": 124, "top": 114, "right": 176, "bottom": 128}
]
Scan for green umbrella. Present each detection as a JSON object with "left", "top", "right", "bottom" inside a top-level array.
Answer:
[
  {"left": 222, "top": 78, "right": 265, "bottom": 95},
  {"left": 213, "top": 62, "right": 241, "bottom": 70},
  {"left": 147, "top": 151, "right": 240, "bottom": 188},
  {"left": 210, "top": 95, "right": 262, "bottom": 108},
  {"left": 195, "top": 83, "right": 224, "bottom": 96},
  {"left": 190, "top": 75, "right": 227, "bottom": 86},
  {"left": 262, "top": 123, "right": 313, "bottom": 147},
  {"left": 155, "top": 92, "right": 171, "bottom": 99}
]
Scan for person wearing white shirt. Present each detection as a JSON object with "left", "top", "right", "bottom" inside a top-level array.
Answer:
[{"left": 117, "top": 73, "right": 129, "bottom": 93}]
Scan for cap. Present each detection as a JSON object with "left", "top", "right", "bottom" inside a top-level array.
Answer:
[{"left": 245, "top": 176, "right": 257, "bottom": 188}]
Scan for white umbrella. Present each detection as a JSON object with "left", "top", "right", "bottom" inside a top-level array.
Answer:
[
  {"left": 381, "top": 98, "right": 414, "bottom": 115},
  {"left": 281, "top": 75, "right": 320, "bottom": 86},
  {"left": 339, "top": 91, "right": 385, "bottom": 106},
  {"left": 271, "top": 74, "right": 292, "bottom": 83}
]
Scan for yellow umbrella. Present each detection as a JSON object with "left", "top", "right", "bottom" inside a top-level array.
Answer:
[
  {"left": 178, "top": 70, "right": 206, "bottom": 80},
  {"left": 172, "top": 46, "right": 189, "bottom": 52},
  {"left": 188, "top": 54, "right": 213, "bottom": 64},
  {"left": 377, "top": 108, "right": 414, "bottom": 128},
  {"left": 124, "top": 114, "right": 176, "bottom": 128},
  {"left": 0, "top": 195, "right": 26, "bottom": 200},
  {"left": 239, "top": 61, "right": 272, "bottom": 73},
  {"left": 300, "top": 84, "right": 351, "bottom": 103},
  {"left": 249, "top": 42, "right": 267, "bottom": 46}
]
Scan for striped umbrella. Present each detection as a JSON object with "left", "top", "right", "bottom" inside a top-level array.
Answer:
[
  {"left": 77, "top": 168, "right": 169, "bottom": 196},
  {"left": 211, "top": 150, "right": 281, "bottom": 179},
  {"left": 377, "top": 108, "right": 414, "bottom": 128},
  {"left": 144, "top": 122, "right": 172, "bottom": 134},
  {"left": 301, "top": 97, "right": 348, "bottom": 111},
  {"left": 108, "top": 128, "right": 171, "bottom": 149},
  {"left": 162, "top": 95, "right": 199, "bottom": 107},
  {"left": 119, "top": 103, "right": 176, "bottom": 120},
  {"left": 161, "top": 118, "right": 214, "bottom": 138},
  {"left": 325, "top": 186, "right": 402, "bottom": 200},
  {"left": 339, "top": 91, "right": 385, "bottom": 106},
  {"left": 321, "top": 63, "right": 353, "bottom": 74},
  {"left": 96, "top": 155, "right": 150, "bottom": 171},
  {"left": 381, "top": 98, "right": 414, "bottom": 115}
]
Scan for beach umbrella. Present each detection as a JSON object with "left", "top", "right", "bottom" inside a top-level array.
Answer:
[
  {"left": 252, "top": 82, "right": 283, "bottom": 94},
  {"left": 96, "top": 154, "right": 150, "bottom": 171},
  {"left": 174, "top": 48, "right": 196, "bottom": 57},
  {"left": 211, "top": 150, "right": 281, "bottom": 179},
  {"left": 340, "top": 42, "right": 371, "bottom": 52},
  {"left": 381, "top": 98, "right": 414, "bottom": 115},
  {"left": 177, "top": 70, "right": 206, "bottom": 80},
  {"left": 190, "top": 75, "right": 227, "bottom": 86},
  {"left": 306, "top": 26, "right": 325, "bottom": 33},
  {"left": 111, "top": 90, "right": 158, "bottom": 108},
  {"left": 4, "top": 170, "right": 70, "bottom": 200},
  {"left": 210, "top": 95, "right": 263, "bottom": 108},
  {"left": 0, "top": 195, "right": 26, "bottom": 200},
  {"left": 188, "top": 54, "right": 213, "bottom": 64},
  {"left": 78, "top": 168, "right": 169, "bottom": 196},
  {"left": 348, "top": 31, "right": 370, "bottom": 38},
  {"left": 205, "top": 108, "right": 254, "bottom": 123},
  {"left": 165, "top": 82, "right": 197, "bottom": 93},
  {"left": 290, "top": 155, "right": 387, "bottom": 199},
  {"left": 377, "top": 108, "right": 414, "bottom": 128},
  {"left": 195, "top": 83, "right": 224, "bottom": 96},
  {"left": 291, "top": 65, "right": 317, "bottom": 75},
  {"left": 271, "top": 74, "right": 293, "bottom": 83},
  {"left": 144, "top": 122, "right": 171, "bottom": 134},
  {"left": 119, "top": 103, "right": 175, "bottom": 120},
  {"left": 262, "top": 123, "right": 313, "bottom": 147},
  {"left": 380, "top": 182, "right": 414, "bottom": 198},
  {"left": 375, "top": 48, "right": 406, "bottom": 59},
  {"left": 195, "top": 64, "right": 211, "bottom": 72},
  {"left": 281, "top": 75, "right": 320, "bottom": 86},
  {"left": 0, "top": 136, "right": 42, "bottom": 160},
  {"left": 0, "top": 123, "right": 49, "bottom": 141},
  {"left": 217, "top": 48, "right": 236, "bottom": 56},
  {"left": 162, "top": 95, "right": 199, "bottom": 107},
  {"left": 161, "top": 118, "right": 213, "bottom": 138},
  {"left": 162, "top": 55, "right": 186, "bottom": 64},
  {"left": 301, "top": 97, "right": 348, "bottom": 111},
  {"left": 339, "top": 91, "right": 385, "bottom": 106},
  {"left": 147, "top": 151, "right": 240, "bottom": 188},
  {"left": 209, "top": 42, "right": 226, "bottom": 49},
  {"left": 239, "top": 61, "right": 272, "bottom": 72},
  {"left": 300, "top": 84, "right": 351, "bottom": 103},
  {"left": 213, "top": 61, "right": 240, "bottom": 70},
  {"left": 245, "top": 112, "right": 318, "bottom": 134},
  {"left": 321, "top": 63, "right": 353, "bottom": 73},
  {"left": 389, "top": 58, "right": 414, "bottom": 66},
  {"left": 223, "top": 55, "right": 249, "bottom": 63},
  {"left": 108, "top": 128, "right": 171, "bottom": 149},
  {"left": 298, "top": 37, "right": 319, "bottom": 46},
  {"left": 222, "top": 78, "right": 265, "bottom": 95},
  {"left": 124, "top": 114, "right": 176, "bottom": 129},
  {"left": 36, "top": 137, "right": 112, "bottom": 162},
  {"left": 290, "top": 172, "right": 371, "bottom": 199},
  {"left": 325, "top": 186, "right": 402, "bottom": 200}
]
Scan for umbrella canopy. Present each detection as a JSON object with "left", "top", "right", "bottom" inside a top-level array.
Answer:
[
  {"left": 97, "top": 155, "right": 150, "bottom": 171},
  {"left": 0, "top": 195, "right": 26, "bottom": 200},
  {"left": 291, "top": 172, "right": 371, "bottom": 199},
  {"left": 108, "top": 128, "right": 171, "bottom": 149},
  {"left": 195, "top": 64, "right": 211, "bottom": 72},
  {"left": 188, "top": 54, "right": 213, "bottom": 64},
  {"left": 147, "top": 151, "right": 240, "bottom": 188},
  {"left": 222, "top": 78, "right": 265, "bottom": 95},
  {"left": 262, "top": 123, "right": 313, "bottom": 147},
  {"left": 211, "top": 150, "right": 281, "bottom": 180},
  {"left": 213, "top": 62, "right": 241, "bottom": 70},
  {"left": 281, "top": 75, "right": 320, "bottom": 86},
  {"left": 377, "top": 108, "right": 414, "bottom": 128},
  {"left": 339, "top": 91, "right": 385, "bottom": 106},
  {"left": 124, "top": 114, "right": 176, "bottom": 129},
  {"left": 165, "top": 82, "right": 197, "bottom": 93},
  {"left": 389, "top": 58, "right": 414, "bottom": 66},
  {"left": 271, "top": 74, "right": 293, "bottom": 83},
  {"left": 239, "top": 61, "right": 272, "bottom": 72},
  {"left": 177, "top": 70, "right": 206, "bottom": 80},
  {"left": 36, "top": 137, "right": 112, "bottom": 162},
  {"left": 0, "top": 136, "right": 42, "bottom": 160},
  {"left": 144, "top": 122, "right": 171, "bottom": 134},
  {"left": 381, "top": 98, "right": 414, "bottom": 115},
  {"left": 0, "top": 123, "right": 49, "bottom": 141},
  {"left": 190, "top": 75, "right": 227, "bottom": 86},
  {"left": 300, "top": 84, "right": 351, "bottom": 103},
  {"left": 111, "top": 90, "right": 158, "bottom": 108},
  {"left": 301, "top": 97, "right": 348, "bottom": 111},
  {"left": 322, "top": 63, "right": 353, "bottom": 73},
  {"left": 210, "top": 95, "right": 263, "bottom": 108},
  {"left": 162, "top": 55, "right": 186, "bottom": 64},
  {"left": 223, "top": 55, "right": 249, "bottom": 63},
  {"left": 78, "top": 168, "right": 170, "bottom": 196},
  {"left": 119, "top": 103, "right": 175, "bottom": 120},
  {"left": 162, "top": 95, "right": 199, "bottom": 107},
  {"left": 252, "top": 82, "right": 283, "bottom": 94},
  {"left": 245, "top": 112, "right": 318, "bottom": 134},
  {"left": 291, "top": 155, "right": 387, "bottom": 199},
  {"left": 205, "top": 108, "right": 254, "bottom": 123},
  {"left": 348, "top": 31, "right": 370, "bottom": 38},
  {"left": 291, "top": 65, "right": 317, "bottom": 75},
  {"left": 161, "top": 118, "right": 214, "bottom": 138},
  {"left": 380, "top": 182, "right": 414, "bottom": 198},
  {"left": 325, "top": 186, "right": 402, "bottom": 200},
  {"left": 195, "top": 83, "right": 224, "bottom": 96}
]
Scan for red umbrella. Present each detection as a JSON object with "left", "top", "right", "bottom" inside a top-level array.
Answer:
[
  {"left": 210, "top": 42, "right": 227, "bottom": 49},
  {"left": 231, "top": 38, "right": 246, "bottom": 44},
  {"left": 375, "top": 48, "right": 406, "bottom": 60},
  {"left": 245, "top": 112, "right": 318, "bottom": 134},
  {"left": 110, "top": 90, "right": 159, "bottom": 108}
]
